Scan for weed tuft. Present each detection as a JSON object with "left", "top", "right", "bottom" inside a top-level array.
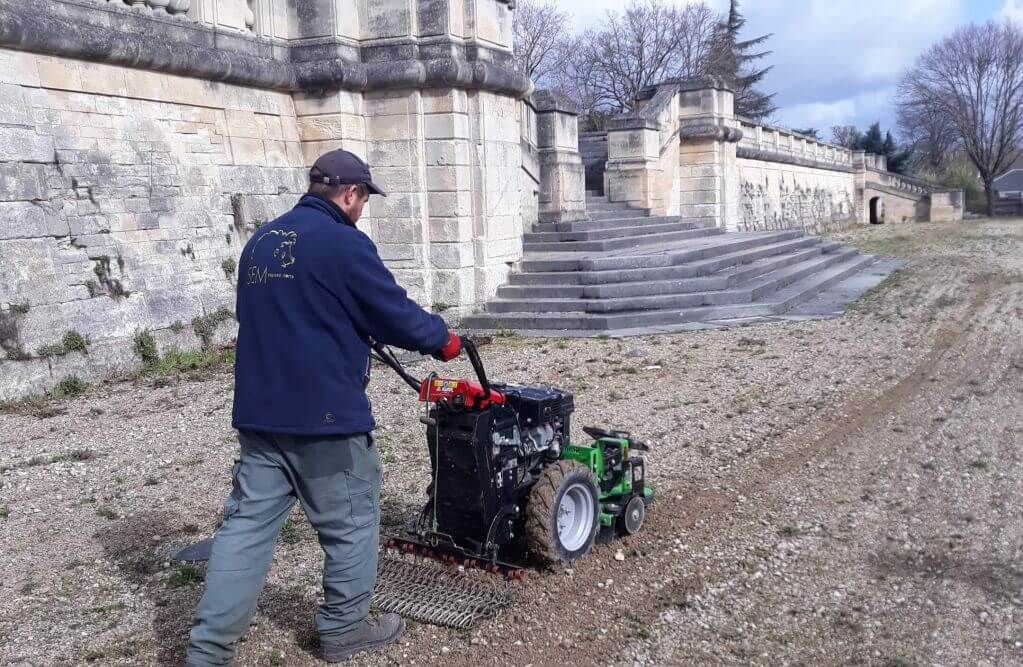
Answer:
[
  {"left": 133, "top": 330, "right": 159, "bottom": 367},
  {"left": 168, "top": 563, "right": 205, "bottom": 588},
  {"left": 55, "top": 375, "right": 89, "bottom": 397}
]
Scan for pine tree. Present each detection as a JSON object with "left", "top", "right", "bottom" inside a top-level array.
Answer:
[
  {"left": 708, "top": 0, "right": 776, "bottom": 121},
  {"left": 853, "top": 122, "right": 911, "bottom": 174}
]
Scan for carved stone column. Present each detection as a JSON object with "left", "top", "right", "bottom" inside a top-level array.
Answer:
[{"left": 533, "top": 90, "right": 586, "bottom": 224}]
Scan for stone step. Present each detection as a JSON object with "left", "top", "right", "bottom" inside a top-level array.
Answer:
[
  {"left": 519, "top": 230, "right": 805, "bottom": 273},
  {"left": 484, "top": 249, "right": 858, "bottom": 314},
  {"left": 522, "top": 220, "right": 700, "bottom": 244},
  {"left": 521, "top": 226, "right": 725, "bottom": 253},
  {"left": 535, "top": 215, "right": 684, "bottom": 233},
  {"left": 498, "top": 244, "right": 828, "bottom": 299},
  {"left": 511, "top": 235, "right": 819, "bottom": 284},
  {"left": 586, "top": 201, "right": 636, "bottom": 212},
  {"left": 587, "top": 209, "right": 652, "bottom": 220},
  {"left": 463, "top": 253, "right": 877, "bottom": 332}
]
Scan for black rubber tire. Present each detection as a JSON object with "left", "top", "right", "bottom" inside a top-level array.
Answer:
[
  {"left": 616, "top": 494, "right": 646, "bottom": 535},
  {"left": 525, "top": 460, "right": 601, "bottom": 564}
]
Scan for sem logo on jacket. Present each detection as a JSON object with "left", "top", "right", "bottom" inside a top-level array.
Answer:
[{"left": 247, "top": 229, "right": 298, "bottom": 285}]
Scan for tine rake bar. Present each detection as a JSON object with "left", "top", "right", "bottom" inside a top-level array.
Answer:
[{"left": 372, "top": 550, "right": 515, "bottom": 629}]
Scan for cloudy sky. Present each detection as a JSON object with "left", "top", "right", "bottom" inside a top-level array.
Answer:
[{"left": 554, "top": 0, "right": 1020, "bottom": 140}]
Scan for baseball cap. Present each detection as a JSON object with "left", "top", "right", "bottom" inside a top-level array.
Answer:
[{"left": 309, "top": 149, "right": 387, "bottom": 197}]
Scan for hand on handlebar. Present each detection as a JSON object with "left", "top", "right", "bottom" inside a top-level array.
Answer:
[{"left": 432, "top": 332, "right": 462, "bottom": 362}]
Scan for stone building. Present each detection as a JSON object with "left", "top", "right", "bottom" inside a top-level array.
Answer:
[{"left": 0, "top": 1, "right": 961, "bottom": 399}]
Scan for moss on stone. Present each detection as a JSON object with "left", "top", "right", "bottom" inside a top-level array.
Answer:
[{"left": 192, "top": 307, "right": 235, "bottom": 349}]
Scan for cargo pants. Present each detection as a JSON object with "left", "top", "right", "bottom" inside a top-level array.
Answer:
[{"left": 185, "top": 430, "right": 381, "bottom": 666}]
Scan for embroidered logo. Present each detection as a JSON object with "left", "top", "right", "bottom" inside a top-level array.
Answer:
[{"left": 246, "top": 229, "right": 299, "bottom": 285}]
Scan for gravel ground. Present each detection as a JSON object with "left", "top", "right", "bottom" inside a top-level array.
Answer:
[{"left": 1, "top": 219, "right": 1021, "bottom": 666}]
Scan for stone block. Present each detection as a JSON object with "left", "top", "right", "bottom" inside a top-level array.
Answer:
[
  {"left": 426, "top": 165, "right": 471, "bottom": 192},
  {"left": 0, "top": 49, "right": 40, "bottom": 87},
  {"left": 78, "top": 62, "right": 128, "bottom": 98},
  {"left": 430, "top": 241, "right": 474, "bottom": 269},
  {"left": 297, "top": 113, "right": 365, "bottom": 142},
  {"left": 373, "top": 217, "right": 424, "bottom": 244},
  {"left": 422, "top": 89, "right": 468, "bottom": 114},
  {"left": 230, "top": 137, "right": 267, "bottom": 166},
  {"left": 363, "top": 92, "right": 415, "bottom": 117},
  {"left": 301, "top": 139, "right": 344, "bottom": 166},
  {"left": 36, "top": 55, "right": 81, "bottom": 91},
  {"left": 372, "top": 166, "right": 424, "bottom": 193},
  {"left": 0, "top": 202, "right": 67, "bottom": 240},
  {"left": 428, "top": 216, "right": 473, "bottom": 242},
  {"left": 0, "top": 84, "right": 31, "bottom": 127},
  {"left": 293, "top": 91, "right": 362, "bottom": 117},
  {"left": 428, "top": 191, "right": 472, "bottom": 218},
  {"left": 225, "top": 109, "right": 263, "bottom": 139},
  {"left": 368, "top": 140, "right": 415, "bottom": 167},
  {"left": 367, "top": 114, "right": 418, "bottom": 141},
  {"left": 425, "top": 139, "right": 470, "bottom": 166},
  {"left": 431, "top": 267, "right": 475, "bottom": 306},
  {"left": 360, "top": 0, "right": 413, "bottom": 39},
  {"left": 424, "top": 113, "right": 469, "bottom": 139},
  {"left": 0, "top": 163, "right": 48, "bottom": 201}
]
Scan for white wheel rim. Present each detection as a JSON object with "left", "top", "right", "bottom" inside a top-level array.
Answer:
[{"left": 557, "top": 483, "right": 594, "bottom": 551}]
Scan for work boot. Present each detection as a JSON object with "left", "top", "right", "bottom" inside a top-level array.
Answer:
[{"left": 320, "top": 613, "right": 405, "bottom": 662}]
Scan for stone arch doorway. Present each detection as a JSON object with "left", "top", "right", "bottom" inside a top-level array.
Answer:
[{"left": 869, "top": 196, "right": 883, "bottom": 224}]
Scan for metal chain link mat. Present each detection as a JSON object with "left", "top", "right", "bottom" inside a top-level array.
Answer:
[{"left": 372, "top": 551, "right": 515, "bottom": 629}]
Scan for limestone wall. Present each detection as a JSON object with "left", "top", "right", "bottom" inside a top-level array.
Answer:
[
  {"left": 0, "top": 48, "right": 304, "bottom": 399},
  {"left": 0, "top": 0, "right": 531, "bottom": 400},
  {"left": 737, "top": 158, "right": 858, "bottom": 234}
]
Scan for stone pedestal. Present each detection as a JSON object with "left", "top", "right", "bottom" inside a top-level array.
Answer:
[{"left": 533, "top": 90, "right": 585, "bottom": 224}]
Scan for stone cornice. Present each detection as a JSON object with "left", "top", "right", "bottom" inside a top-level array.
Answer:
[
  {"left": 0, "top": 1, "right": 532, "bottom": 97},
  {"left": 737, "top": 147, "right": 857, "bottom": 174}
]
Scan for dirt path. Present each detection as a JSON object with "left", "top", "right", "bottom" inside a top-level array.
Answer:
[{"left": 1, "top": 220, "right": 1021, "bottom": 665}]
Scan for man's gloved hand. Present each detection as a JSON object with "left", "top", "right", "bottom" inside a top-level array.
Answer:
[{"left": 432, "top": 332, "right": 462, "bottom": 362}]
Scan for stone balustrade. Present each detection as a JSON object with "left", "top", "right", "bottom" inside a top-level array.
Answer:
[{"left": 737, "top": 118, "right": 854, "bottom": 170}]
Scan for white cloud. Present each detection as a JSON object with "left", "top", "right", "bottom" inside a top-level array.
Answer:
[{"left": 1001, "top": 0, "right": 1023, "bottom": 22}]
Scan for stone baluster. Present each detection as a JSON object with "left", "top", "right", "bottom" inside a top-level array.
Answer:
[{"left": 245, "top": 0, "right": 256, "bottom": 30}]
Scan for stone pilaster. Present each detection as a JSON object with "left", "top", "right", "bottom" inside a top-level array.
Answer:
[
  {"left": 676, "top": 80, "right": 743, "bottom": 230},
  {"left": 533, "top": 90, "right": 585, "bottom": 224}
]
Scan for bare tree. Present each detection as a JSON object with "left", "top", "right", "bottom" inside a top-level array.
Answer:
[
  {"left": 559, "top": 0, "right": 717, "bottom": 115},
  {"left": 897, "top": 100, "right": 959, "bottom": 173},
  {"left": 513, "top": 0, "right": 571, "bottom": 85},
  {"left": 898, "top": 20, "right": 1023, "bottom": 216},
  {"left": 830, "top": 125, "right": 861, "bottom": 149}
]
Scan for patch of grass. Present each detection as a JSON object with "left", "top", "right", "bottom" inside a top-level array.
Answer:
[
  {"left": 55, "top": 375, "right": 89, "bottom": 397},
  {"left": 280, "top": 518, "right": 302, "bottom": 545},
  {"left": 50, "top": 448, "right": 96, "bottom": 464},
  {"left": 10, "top": 303, "right": 29, "bottom": 315},
  {"left": 778, "top": 525, "right": 800, "bottom": 538},
  {"left": 133, "top": 329, "right": 159, "bottom": 367},
  {"left": 169, "top": 320, "right": 184, "bottom": 334},
  {"left": 36, "top": 342, "right": 67, "bottom": 358},
  {"left": 62, "top": 330, "right": 89, "bottom": 353},
  {"left": 968, "top": 459, "right": 989, "bottom": 472},
  {"left": 96, "top": 506, "right": 118, "bottom": 520},
  {"left": 595, "top": 334, "right": 611, "bottom": 341},
  {"left": 221, "top": 258, "right": 237, "bottom": 279},
  {"left": 433, "top": 302, "right": 451, "bottom": 313},
  {"left": 4, "top": 343, "right": 31, "bottom": 361},
  {"left": 142, "top": 346, "right": 234, "bottom": 380},
  {"left": 269, "top": 650, "right": 285, "bottom": 666},
  {"left": 192, "top": 307, "right": 234, "bottom": 349},
  {"left": 168, "top": 563, "right": 205, "bottom": 588},
  {"left": 0, "top": 505, "right": 8, "bottom": 520}
]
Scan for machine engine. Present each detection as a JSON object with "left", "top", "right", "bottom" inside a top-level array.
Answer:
[{"left": 421, "top": 383, "right": 574, "bottom": 559}]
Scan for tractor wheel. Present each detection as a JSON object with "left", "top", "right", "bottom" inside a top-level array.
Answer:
[
  {"left": 525, "top": 460, "right": 600, "bottom": 564},
  {"left": 616, "top": 494, "right": 646, "bottom": 535}
]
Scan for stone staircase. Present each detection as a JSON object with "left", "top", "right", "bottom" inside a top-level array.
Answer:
[{"left": 462, "top": 191, "right": 882, "bottom": 335}]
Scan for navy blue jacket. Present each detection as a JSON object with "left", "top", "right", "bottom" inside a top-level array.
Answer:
[{"left": 232, "top": 194, "right": 449, "bottom": 435}]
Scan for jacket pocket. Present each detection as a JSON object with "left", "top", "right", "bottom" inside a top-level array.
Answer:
[{"left": 345, "top": 469, "right": 378, "bottom": 529}]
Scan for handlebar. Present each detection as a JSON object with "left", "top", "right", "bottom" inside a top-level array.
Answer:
[{"left": 369, "top": 334, "right": 492, "bottom": 399}]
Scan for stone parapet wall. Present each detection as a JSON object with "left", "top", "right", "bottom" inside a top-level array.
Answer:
[{"left": 737, "top": 158, "right": 858, "bottom": 234}]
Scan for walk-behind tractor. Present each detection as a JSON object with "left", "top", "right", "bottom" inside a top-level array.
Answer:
[
  {"left": 372, "top": 337, "right": 655, "bottom": 577},
  {"left": 175, "top": 337, "right": 654, "bottom": 628}
]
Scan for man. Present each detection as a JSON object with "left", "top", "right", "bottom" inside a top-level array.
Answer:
[{"left": 186, "top": 150, "right": 461, "bottom": 665}]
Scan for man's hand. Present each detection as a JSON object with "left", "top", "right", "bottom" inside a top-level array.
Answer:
[{"left": 432, "top": 332, "right": 462, "bottom": 362}]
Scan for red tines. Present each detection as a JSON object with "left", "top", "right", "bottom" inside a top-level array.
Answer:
[{"left": 418, "top": 377, "right": 505, "bottom": 409}]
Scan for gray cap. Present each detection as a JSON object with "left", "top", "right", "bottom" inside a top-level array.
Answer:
[{"left": 310, "top": 149, "right": 387, "bottom": 197}]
